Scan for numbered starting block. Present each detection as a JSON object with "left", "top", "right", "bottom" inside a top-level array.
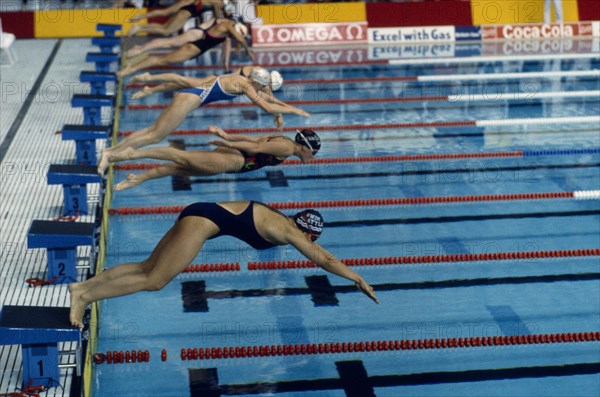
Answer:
[
  {"left": 61, "top": 124, "right": 110, "bottom": 165},
  {"left": 96, "top": 23, "right": 122, "bottom": 37},
  {"left": 0, "top": 306, "right": 80, "bottom": 389},
  {"left": 47, "top": 165, "right": 101, "bottom": 216},
  {"left": 80, "top": 71, "right": 116, "bottom": 95},
  {"left": 91, "top": 36, "right": 121, "bottom": 53},
  {"left": 27, "top": 220, "right": 95, "bottom": 284},
  {"left": 85, "top": 52, "right": 119, "bottom": 73},
  {"left": 71, "top": 94, "right": 113, "bottom": 126}
]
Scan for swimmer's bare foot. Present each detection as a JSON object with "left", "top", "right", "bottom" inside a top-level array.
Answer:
[
  {"left": 132, "top": 86, "right": 153, "bottom": 100},
  {"left": 116, "top": 69, "right": 128, "bottom": 80},
  {"left": 127, "top": 24, "right": 141, "bottom": 37},
  {"left": 114, "top": 173, "right": 142, "bottom": 191},
  {"left": 131, "top": 72, "right": 151, "bottom": 84},
  {"left": 127, "top": 45, "right": 145, "bottom": 59},
  {"left": 69, "top": 283, "right": 86, "bottom": 330},
  {"left": 97, "top": 149, "right": 111, "bottom": 175}
]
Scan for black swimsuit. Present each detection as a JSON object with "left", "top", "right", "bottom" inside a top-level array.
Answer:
[
  {"left": 190, "top": 19, "right": 226, "bottom": 55},
  {"left": 177, "top": 202, "right": 278, "bottom": 250},
  {"left": 237, "top": 152, "right": 284, "bottom": 173}
]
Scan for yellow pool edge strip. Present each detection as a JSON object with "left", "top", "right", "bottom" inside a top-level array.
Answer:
[{"left": 82, "top": 45, "right": 123, "bottom": 397}]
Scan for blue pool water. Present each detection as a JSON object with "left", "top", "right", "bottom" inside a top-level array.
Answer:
[{"left": 94, "top": 44, "right": 600, "bottom": 397}]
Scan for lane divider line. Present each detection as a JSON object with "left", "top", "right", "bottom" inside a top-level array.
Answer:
[
  {"left": 122, "top": 90, "right": 599, "bottom": 111},
  {"left": 125, "top": 70, "right": 600, "bottom": 90}
]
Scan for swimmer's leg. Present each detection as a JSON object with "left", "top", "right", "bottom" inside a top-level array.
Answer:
[{"left": 69, "top": 217, "right": 213, "bottom": 328}]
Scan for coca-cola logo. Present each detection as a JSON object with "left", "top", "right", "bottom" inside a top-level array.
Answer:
[{"left": 501, "top": 24, "right": 575, "bottom": 39}]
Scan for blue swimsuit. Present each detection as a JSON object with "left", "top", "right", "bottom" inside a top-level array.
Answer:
[
  {"left": 177, "top": 201, "right": 278, "bottom": 250},
  {"left": 178, "top": 77, "right": 238, "bottom": 107}
]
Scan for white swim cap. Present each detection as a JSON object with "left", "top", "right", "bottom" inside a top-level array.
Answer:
[
  {"left": 224, "top": 1, "right": 235, "bottom": 16},
  {"left": 234, "top": 22, "right": 248, "bottom": 37},
  {"left": 270, "top": 70, "right": 283, "bottom": 91},
  {"left": 250, "top": 67, "right": 271, "bottom": 86}
]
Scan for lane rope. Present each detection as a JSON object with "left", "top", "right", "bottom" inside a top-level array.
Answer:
[
  {"left": 178, "top": 332, "right": 600, "bottom": 361},
  {"left": 108, "top": 191, "right": 600, "bottom": 216}
]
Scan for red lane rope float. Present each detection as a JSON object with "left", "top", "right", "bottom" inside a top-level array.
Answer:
[
  {"left": 112, "top": 150, "right": 523, "bottom": 171},
  {"left": 125, "top": 76, "right": 419, "bottom": 90},
  {"left": 122, "top": 95, "right": 448, "bottom": 111},
  {"left": 93, "top": 349, "right": 150, "bottom": 365},
  {"left": 248, "top": 248, "right": 600, "bottom": 271},
  {"left": 179, "top": 332, "right": 600, "bottom": 361},
  {"left": 108, "top": 192, "right": 576, "bottom": 216},
  {"left": 181, "top": 263, "right": 241, "bottom": 273},
  {"left": 118, "top": 121, "right": 476, "bottom": 137}
]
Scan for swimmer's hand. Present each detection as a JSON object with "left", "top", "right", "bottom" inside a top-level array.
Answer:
[
  {"left": 355, "top": 278, "right": 379, "bottom": 304},
  {"left": 130, "top": 15, "right": 144, "bottom": 23},
  {"left": 296, "top": 109, "right": 310, "bottom": 118},
  {"left": 208, "top": 125, "right": 229, "bottom": 139}
]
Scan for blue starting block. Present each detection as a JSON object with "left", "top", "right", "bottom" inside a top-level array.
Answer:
[
  {"left": 96, "top": 23, "right": 122, "bottom": 37},
  {"left": 85, "top": 52, "right": 120, "bottom": 73},
  {"left": 71, "top": 94, "right": 114, "bottom": 126},
  {"left": 47, "top": 165, "right": 101, "bottom": 216},
  {"left": 91, "top": 36, "right": 121, "bottom": 53},
  {"left": 27, "top": 220, "right": 95, "bottom": 284},
  {"left": 80, "top": 71, "right": 116, "bottom": 95},
  {"left": 0, "top": 305, "right": 80, "bottom": 389},
  {"left": 61, "top": 124, "right": 111, "bottom": 165}
]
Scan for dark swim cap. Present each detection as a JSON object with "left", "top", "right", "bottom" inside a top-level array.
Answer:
[
  {"left": 295, "top": 129, "right": 321, "bottom": 154},
  {"left": 293, "top": 209, "right": 324, "bottom": 241}
]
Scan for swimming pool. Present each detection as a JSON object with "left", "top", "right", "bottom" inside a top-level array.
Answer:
[{"left": 93, "top": 41, "right": 600, "bottom": 396}]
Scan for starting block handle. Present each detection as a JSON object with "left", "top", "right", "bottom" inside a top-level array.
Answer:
[
  {"left": 85, "top": 52, "right": 120, "bottom": 73},
  {"left": 91, "top": 36, "right": 121, "bottom": 53},
  {"left": 96, "top": 23, "right": 122, "bottom": 37},
  {"left": 80, "top": 71, "right": 117, "bottom": 95}
]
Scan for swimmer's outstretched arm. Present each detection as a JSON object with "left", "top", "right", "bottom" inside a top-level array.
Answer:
[
  {"left": 210, "top": 137, "right": 293, "bottom": 157},
  {"left": 245, "top": 85, "right": 310, "bottom": 117},
  {"left": 208, "top": 125, "right": 283, "bottom": 143},
  {"left": 225, "top": 23, "right": 255, "bottom": 63},
  {"left": 287, "top": 232, "right": 379, "bottom": 304}
]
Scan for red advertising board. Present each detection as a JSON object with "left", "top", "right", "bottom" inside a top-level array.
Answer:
[
  {"left": 483, "top": 23, "right": 594, "bottom": 40},
  {"left": 252, "top": 22, "right": 367, "bottom": 47}
]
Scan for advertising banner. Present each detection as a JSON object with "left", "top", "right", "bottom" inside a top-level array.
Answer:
[
  {"left": 368, "top": 26, "right": 455, "bottom": 44},
  {"left": 482, "top": 22, "right": 593, "bottom": 40},
  {"left": 252, "top": 22, "right": 367, "bottom": 47}
]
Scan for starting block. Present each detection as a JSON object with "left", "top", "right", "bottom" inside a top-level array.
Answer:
[
  {"left": 96, "top": 23, "right": 122, "bottom": 37},
  {"left": 91, "top": 36, "right": 121, "bottom": 53},
  {"left": 47, "top": 165, "right": 101, "bottom": 216},
  {"left": 71, "top": 94, "right": 114, "bottom": 126},
  {"left": 80, "top": 71, "right": 116, "bottom": 95},
  {"left": 61, "top": 124, "right": 111, "bottom": 165},
  {"left": 85, "top": 52, "right": 120, "bottom": 73},
  {"left": 0, "top": 305, "right": 80, "bottom": 389},
  {"left": 27, "top": 220, "right": 95, "bottom": 284}
]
